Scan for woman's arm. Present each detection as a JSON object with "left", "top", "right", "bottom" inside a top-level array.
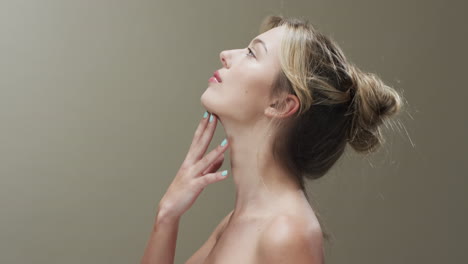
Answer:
[
  {"left": 141, "top": 205, "right": 181, "bottom": 264},
  {"left": 140, "top": 112, "right": 230, "bottom": 264}
]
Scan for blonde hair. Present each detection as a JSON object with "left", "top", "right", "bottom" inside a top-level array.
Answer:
[{"left": 257, "top": 15, "right": 404, "bottom": 243}]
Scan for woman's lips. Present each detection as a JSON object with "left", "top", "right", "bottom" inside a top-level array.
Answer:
[
  {"left": 208, "top": 76, "right": 220, "bottom": 83},
  {"left": 214, "top": 70, "right": 222, "bottom": 82}
]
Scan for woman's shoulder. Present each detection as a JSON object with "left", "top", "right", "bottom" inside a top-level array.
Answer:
[
  {"left": 258, "top": 192, "right": 323, "bottom": 251},
  {"left": 256, "top": 210, "right": 324, "bottom": 263},
  {"left": 262, "top": 205, "right": 322, "bottom": 240},
  {"left": 276, "top": 190, "right": 322, "bottom": 228}
]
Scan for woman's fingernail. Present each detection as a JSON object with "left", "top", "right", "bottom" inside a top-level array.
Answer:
[
  {"left": 221, "top": 170, "right": 228, "bottom": 177},
  {"left": 203, "top": 111, "right": 208, "bottom": 119},
  {"left": 220, "top": 138, "right": 227, "bottom": 146},
  {"left": 209, "top": 114, "right": 214, "bottom": 123}
]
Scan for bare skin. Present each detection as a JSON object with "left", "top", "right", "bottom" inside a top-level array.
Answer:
[
  {"left": 181, "top": 114, "right": 323, "bottom": 264},
  {"left": 197, "top": 25, "right": 324, "bottom": 263},
  {"left": 146, "top": 25, "right": 324, "bottom": 264},
  {"left": 200, "top": 193, "right": 323, "bottom": 264}
]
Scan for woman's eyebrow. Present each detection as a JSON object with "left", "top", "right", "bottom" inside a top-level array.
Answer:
[{"left": 251, "top": 38, "right": 268, "bottom": 54}]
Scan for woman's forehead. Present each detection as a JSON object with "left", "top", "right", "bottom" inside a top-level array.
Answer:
[
  {"left": 253, "top": 26, "right": 285, "bottom": 56},
  {"left": 257, "top": 25, "right": 286, "bottom": 43}
]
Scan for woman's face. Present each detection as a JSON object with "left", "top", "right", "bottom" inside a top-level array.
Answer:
[{"left": 201, "top": 25, "right": 286, "bottom": 125}]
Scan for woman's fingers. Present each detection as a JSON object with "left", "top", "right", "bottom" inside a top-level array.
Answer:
[
  {"left": 194, "top": 114, "right": 218, "bottom": 158},
  {"left": 184, "top": 111, "right": 218, "bottom": 165},
  {"left": 190, "top": 111, "right": 210, "bottom": 146},
  {"left": 195, "top": 170, "right": 229, "bottom": 188},
  {"left": 158, "top": 112, "right": 229, "bottom": 219},
  {"left": 201, "top": 152, "right": 225, "bottom": 176},
  {"left": 192, "top": 137, "right": 229, "bottom": 176}
]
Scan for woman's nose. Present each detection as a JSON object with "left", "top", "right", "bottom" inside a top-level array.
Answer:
[{"left": 219, "top": 50, "right": 229, "bottom": 68}]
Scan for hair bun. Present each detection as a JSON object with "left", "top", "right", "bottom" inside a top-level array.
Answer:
[{"left": 346, "top": 64, "right": 403, "bottom": 153}]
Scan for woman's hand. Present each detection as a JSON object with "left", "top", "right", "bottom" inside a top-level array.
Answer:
[{"left": 158, "top": 112, "right": 229, "bottom": 221}]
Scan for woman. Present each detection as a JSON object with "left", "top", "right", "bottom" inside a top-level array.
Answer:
[{"left": 142, "top": 15, "right": 403, "bottom": 264}]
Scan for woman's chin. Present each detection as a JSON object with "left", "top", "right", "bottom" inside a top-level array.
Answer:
[{"left": 200, "top": 95, "right": 214, "bottom": 114}]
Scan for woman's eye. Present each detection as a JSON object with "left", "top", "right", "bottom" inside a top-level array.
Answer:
[{"left": 246, "top": 47, "right": 256, "bottom": 58}]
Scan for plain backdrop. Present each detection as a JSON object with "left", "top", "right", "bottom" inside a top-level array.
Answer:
[{"left": 0, "top": 0, "right": 466, "bottom": 263}]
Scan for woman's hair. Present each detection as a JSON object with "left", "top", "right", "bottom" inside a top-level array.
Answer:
[{"left": 257, "top": 15, "right": 404, "bottom": 242}]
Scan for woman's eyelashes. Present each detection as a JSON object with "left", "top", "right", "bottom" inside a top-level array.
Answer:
[{"left": 246, "top": 47, "right": 256, "bottom": 58}]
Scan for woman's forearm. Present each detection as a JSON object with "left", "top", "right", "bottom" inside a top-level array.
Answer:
[{"left": 141, "top": 205, "right": 181, "bottom": 264}]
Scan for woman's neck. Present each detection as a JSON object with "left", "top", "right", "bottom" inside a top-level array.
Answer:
[{"left": 224, "top": 129, "right": 302, "bottom": 219}]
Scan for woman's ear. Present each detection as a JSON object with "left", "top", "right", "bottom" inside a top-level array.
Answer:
[{"left": 265, "top": 94, "right": 300, "bottom": 118}]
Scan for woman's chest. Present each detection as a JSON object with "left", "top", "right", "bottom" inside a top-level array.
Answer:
[{"left": 203, "top": 220, "right": 268, "bottom": 264}]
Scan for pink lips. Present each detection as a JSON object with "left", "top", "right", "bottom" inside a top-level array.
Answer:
[
  {"left": 214, "top": 71, "right": 222, "bottom": 82},
  {"left": 208, "top": 76, "right": 219, "bottom": 83},
  {"left": 208, "top": 70, "right": 222, "bottom": 83}
]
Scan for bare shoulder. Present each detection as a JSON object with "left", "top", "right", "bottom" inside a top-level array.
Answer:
[
  {"left": 256, "top": 213, "right": 324, "bottom": 264},
  {"left": 214, "top": 209, "right": 234, "bottom": 239},
  {"left": 184, "top": 209, "right": 234, "bottom": 264}
]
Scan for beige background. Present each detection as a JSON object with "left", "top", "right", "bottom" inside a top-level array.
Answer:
[{"left": 0, "top": 0, "right": 466, "bottom": 263}]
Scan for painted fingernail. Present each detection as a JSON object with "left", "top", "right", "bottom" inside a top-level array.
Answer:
[
  {"left": 209, "top": 114, "right": 214, "bottom": 123},
  {"left": 203, "top": 111, "right": 208, "bottom": 119},
  {"left": 220, "top": 138, "right": 227, "bottom": 146},
  {"left": 221, "top": 170, "right": 228, "bottom": 177}
]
